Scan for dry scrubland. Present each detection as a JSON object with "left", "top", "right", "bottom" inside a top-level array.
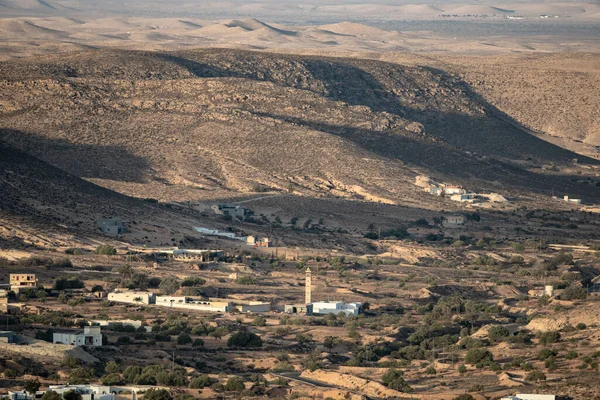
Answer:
[
  {"left": 2, "top": 238, "right": 600, "bottom": 399},
  {"left": 1, "top": 2, "right": 600, "bottom": 399}
]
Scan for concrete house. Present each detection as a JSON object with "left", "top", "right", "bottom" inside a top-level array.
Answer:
[
  {"left": 48, "top": 385, "right": 114, "bottom": 400},
  {"left": 98, "top": 218, "right": 126, "bottom": 235},
  {"left": 10, "top": 274, "right": 38, "bottom": 295},
  {"left": 108, "top": 291, "right": 155, "bottom": 305},
  {"left": 53, "top": 326, "right": 102, "bottom": 347},
  {"left": 442, "top": 214, "right": 465, "bottom": 228},
  {"left": 312, "top": 301, "right": 361, "bottom": 316},
  {"left": 211, "top": 204, "right": 249, "bottom": 219}
]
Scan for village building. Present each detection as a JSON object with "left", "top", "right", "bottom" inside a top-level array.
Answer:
[
  {"left": 284, "top": 304, "right": 313, "bottom": 315},
  {"left": 97, "top": 218, "right": 126, "bottom": 235},
  {"left": 450, "top": 193, "right": 478, "bottom": 203},
  {"left": 10, "top": 274, "right": 38, "bottom": 295},
  {"left": 442, "top": 214, "right": 465, "bottom": 228},
  {"left": 209, "top": 298, "right": 271, "bottom": 313},
  {"left": 48, "top": 385, "right": 114, "bottom": 400},
  {"left": 53, "top": 326, "right": 102, "bottom": 347},
  {"left": 89, "top": 319, "right": 151, "bottom": 332},
  {"left": 501, "top": 395, "right": 555, "bottom": 400},
  {"left": 155, "top": 296, "right": 231, "bottom": 312},
  {"left": 563, "top": 195, "right": 582, "bottom": 204},
  {"left": 211, "top": 204, "right": 249, "bottom": 219},
  {"left": 108, "top": 291, "right": 155, "bottom": 305},
  {"left": 247, "top": 236, "right": 272, "bottom": 247},
  {"left": 312, "top": 301, "right": 361, "bottom": 316}
]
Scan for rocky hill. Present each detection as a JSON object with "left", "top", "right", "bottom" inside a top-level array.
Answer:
[{"left": 1, "top": 48, "right": 596, "bottom": 210}]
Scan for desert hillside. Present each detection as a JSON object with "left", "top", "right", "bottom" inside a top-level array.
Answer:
[{"left": 1, "top": 48, "right": 596, "bottom": 207}]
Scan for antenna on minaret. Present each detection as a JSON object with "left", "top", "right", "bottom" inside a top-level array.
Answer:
[{"left": 305, "top": 267, "right": 312, "bottom": 305}]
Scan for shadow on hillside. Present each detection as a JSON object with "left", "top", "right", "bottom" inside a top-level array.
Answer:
[
  {"left": 0, "top": 129, "right": 150, "bottom": 183},
  {"left": 159, "top": 50, "right": 597, "bottom": 165},
  {"left": 249, "top": 111, "right": 600, "bottom": 202}
]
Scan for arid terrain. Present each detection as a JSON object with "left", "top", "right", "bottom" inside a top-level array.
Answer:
[{"left": 1, "top": 1, "right": 599, "bottom": 399}]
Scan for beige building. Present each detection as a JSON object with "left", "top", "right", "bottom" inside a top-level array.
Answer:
[
  {"left": 443, "top": 214, "right": 466, "bottom": 228},
  {"left": 10, "top": 274, "right": 37, "bottom": 295}
]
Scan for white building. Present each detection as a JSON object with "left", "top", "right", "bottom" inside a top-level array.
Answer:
[
  {"left": 312, "top": 301, "right": 361, "bottom": 316},
  {"left": 155, "top": 296, "right": 231, "bottom": 312},
  {"left": 48, "top": 385, "right": 114, "bottom": 400},
  {"left": 563, "top": 196, "right": 582, "bottom": 204},
  {"left": 53, "top": 326, "right": 102, "bottom": 347},
  {"left": 501, "top": 395, "right": 555, "bottom": 400},
  {"left": 108, "top": 291, "right": 155, "bottom": 305},
  {"left": 450, "top": 193, "right": 478, "bottom": 203},
  {"left": 89, "top": 319, "right": 151, "bottom": 332}
]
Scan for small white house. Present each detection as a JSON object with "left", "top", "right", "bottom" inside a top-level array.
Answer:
[
  {"left": 53, "top": 326, "right": 102, "bottom": 347},
  {"left": 312, "top": 301, "right": 361, "bottom": 316},
  {"left": 108, "top": 291, "right": 155, "bottom": 305},
  {"left": 501, "top": 395, "right": 556, "bottom": 400},
  {"left": 49, "top": 385, "right": 114, "bottom": 400}
]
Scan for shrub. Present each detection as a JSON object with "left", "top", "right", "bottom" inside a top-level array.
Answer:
[
  {"left": 565, "top": 351, "right": 578, "bottom": 360},
  {"left": 143, "top": 389, "right": 172, "bottom": 400},
  {"left": 192, "top": 338, "right": 204, "bottom": 347},
  {"left": 224, "top": 377, "right": 245, "bottom": 392},
  {"left": 525, "top": 371, "right": 546, "bottom": 382},
  {"left": 465, "top": 349, "right": 493, "bottom": 364},
  {"left": 487, "top": 326, "right": 510, "bottom": 342},
  {"left": 189, "top": 375, "right": 213, "bottom": 389},
  {"left": 538, "top": 331, "right": 561, "bottom": 345},
  {"left": 576, "top": 323, "right": 587, "bottom": 330},
  {"left": 425, "top": 366, "right": 437, "bottom": 375},
  {"left": 561, "top": 285, "right": 587, "bottom": 301},
  {"left": 538, "top": 348, "right": 557, "bottom": 360},
  {"left": 42, "top": 391, "right": 61, "bottom": 400},
  {"left": 102, "top": 373, "right": 124, "bottom": 386},
  {"left": 382, "top": 368, "right": 412, "bottom": 392},
  {"left": 227, "top": 331, "right": 262, "bottom": 348},
  {"left": 54, "top": 276, "right": 84, "bottom": 290},
  {"left": 95, "top": 245, "right": 117, "bottom": 256},
  {"left": 177, "top": 333, "right": 192, "bottom": 345},
  {"left": 458, "top": 364, "right": 467, "bottom": 375},
  {"left": 453, "top": 395, "right": 475, "bottom": 400},
  {"left": 236, "top": 276, "right": 256, "bottom": 285}
]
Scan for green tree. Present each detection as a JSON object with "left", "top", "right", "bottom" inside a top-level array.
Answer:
[
  {"left": 63, "top": 391, "right": 83, "bottom": 400},
  {"left": 458, "top": 364, "right": 467, "bottom": 375},
  {"left": 105, "top": 361, "right": 121, "bottom": 374},
  {"left": 143, "top": 389, "right": 172, "bottom": 400},
  {"left": 177, "top": 333, "right": 192, "bottom": 345},
  {"left": 24, "top": 379, "right": 41, "bottom": 394},
  {"left": 227, "top": 331, "right": 262, "bottom": 348},
  {"left": 41, "top": 391, "right": 61, "bottom": 400},
  {"left": 102, "top": 373, "right": 124, "bottom": 386},
  {"left": 123, "top": 366, "right": 142, "bottom": 383}
]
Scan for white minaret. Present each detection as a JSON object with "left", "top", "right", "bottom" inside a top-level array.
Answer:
[{"left": 305, "top": 267, "right": 312, "bottom": 304}]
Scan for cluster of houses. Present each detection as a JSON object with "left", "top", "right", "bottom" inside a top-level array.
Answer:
[
  {"left": 107, "top": 291, "right": 270, "bottom": 313},
  {"left": 553, "top": 195, "right": 582, "bottom": 205},
  {"left": 5, "top": 384, "right": 158, "bottom": 400}
]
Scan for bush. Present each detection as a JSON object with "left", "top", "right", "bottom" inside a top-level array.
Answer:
[
  {"left": 465, "top": 349, "right": 493, "bottom": 365},
  {"left": 236, "top": 276, "right": 256, "bottom": 285},
  {"left": 227, "top": 331, "right": 262, "bottom": 348},
  {"left": 525, "top": 371, "right": 546, "bottom": 382},
  {"left": 189, "top": 375, "right": 213, "bottom": 389},
  {"left": 192, "top": 338, "right": 204, "bottom": 347},
  {"left": 382, "top": 368, "right": 412, "bottom": 392},
  {"left": 143, "top": 389, "right": 172, "bottom": 400},
  {"left": 458, "top": 364, "right": 467, "bottom": 375},
  {"left": 425, "top": 366, "right": 437, "bottom": 375},
  {"left": 177, "top": 333, "right": 192, "bottom": 345},
  {"left": 102, "top": 373, "right": 124, "bottom": 386},
  {"left": 538, "top": 331, "right": 561, "bottom": 345},
  {"left": 576, "top": 323, "right": 587, "bottom": 330},
  {"left": 538, "top": 348, "right": 557, "bottom": 360},
  {"left": 54, "top": 276, "right": 85, "bottom": 290},
  {"left": 224, "top": 377, "right": 245, "bottom": 392},
  {"left": 453, "top": 395, "right": 475, "bottom": 400},
  {"left": 181, "top": 277, "right": 205, "bottom": 287},
  {"left": 487, "top": 326, "right": 510, "bottom": 342},
  {"left": 561, "top": 285, "right": 587, "bottom": 301},
  {"left": 42, "top": 391, "right": 61, "bottom": 400},
  {"left": 95, "top": 245, "right": 117, "bottom": 256},
  {"left": 123, "top": 366, "right": 142, "bottom": 383}
]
